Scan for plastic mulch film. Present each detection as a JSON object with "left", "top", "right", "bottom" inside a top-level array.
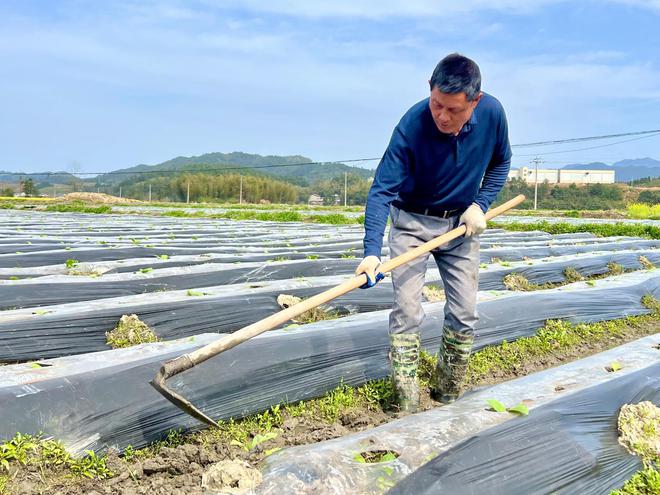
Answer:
[
  {"left": 1, "top": 247, "right": 657, "bottom": 310},
  {"left": 0, "top": 267, "right": 658, "bottom": 361},
  {"left": 390, "top": 362, "right": 660, "bottom": 495},
  {"left": 495, "top": 214, "right": 660, "bottom": 227},
  {"left": 253, "top": 336, "right": 660, "bottom": 495},
  {"left": 0, "top": 279, "right": 658, "bottom": 454}
]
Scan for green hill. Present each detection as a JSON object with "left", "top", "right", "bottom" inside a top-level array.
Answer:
[{"left": 97, "top": 152, "right": 375, "bottom": 187}]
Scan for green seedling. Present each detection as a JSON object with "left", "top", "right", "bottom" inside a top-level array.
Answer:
[
  {"left": 606, "top": 361, "right": 622, "bottom": 372},
  {"left": 486, "top": 399, "right": 507, "bottom": 412},
  {"left": 230, "top": 431, "right": 278, "bottom": 452},
  {"left": 8, "top": 276, "right": 19, "bottom": 280},
  {"left": 156, "top": 254, "right": 169, "bottom": 260},
  {"left": 137, "top": 267, "right": 153, "bottom": 274},
  {"left": 486, "top": 399, "right": 529, "bottom": 415},
  {"left": 306, "top": 254, "right": 320, "bottom": 260},
  {"left": 32, "top": 310, "right": 51, "bottom": 315},
  {"left": 186, "top": 289, "right": 206, "bottom": 296},
  {"left": 65, "top": 259, "right": 79, "bottom": 269},
  {"left": 507, "top": 403, "right": 529, "bottom": 416}
]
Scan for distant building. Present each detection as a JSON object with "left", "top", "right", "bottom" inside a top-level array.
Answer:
[
  {"left": 508, "top": 167, "right": 615, "bottom": 184},
  {"left": 308, "top": 194, "right": 324, "bottom": 206}
]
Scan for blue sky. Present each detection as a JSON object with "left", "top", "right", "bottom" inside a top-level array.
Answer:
[{"left": 1, "top": 0, "right": 659, "bottom": 174}]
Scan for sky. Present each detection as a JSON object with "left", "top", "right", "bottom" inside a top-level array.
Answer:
[{"left": 1, "top": 0, "right": 660, "bottom": 175}]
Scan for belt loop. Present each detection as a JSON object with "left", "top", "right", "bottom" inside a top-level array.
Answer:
[
  {"left": 424, "top": 207, "right": 429, "bottom": 215},
  {"left": 443, "top": 210, "right": 448, "bottom": 219}
]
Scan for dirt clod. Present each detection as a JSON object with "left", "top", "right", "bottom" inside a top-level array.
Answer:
[
  {"left": 106, "top": 314, "right": 159, "bottom": 348},
  {"left": 201, "top": 460, "right": 262, "bottom": 494},
  {"left": 617, "top": 401, "right": 660, "bottom": 462}
]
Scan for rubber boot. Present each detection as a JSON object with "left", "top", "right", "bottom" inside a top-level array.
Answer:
[
  {"left": 390, "top": 332, "right": 420, "bottom": 413},
  {"left": 432, "top": 327, "right": 474, "bottom": 404}
]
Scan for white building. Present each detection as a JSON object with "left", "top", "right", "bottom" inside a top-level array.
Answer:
[{"left": 509, "top": 167, "right": 615, "bottom": 184}]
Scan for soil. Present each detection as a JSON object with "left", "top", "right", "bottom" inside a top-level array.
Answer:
[
  {"left": 62, "top": 192, "right": 142, "bottom": 205},
  {"left": 468, "top": 319, "right": 659, "bottom": 387},
  {"left": 4, "top": 320, "right": 658, "bottom": 495}
]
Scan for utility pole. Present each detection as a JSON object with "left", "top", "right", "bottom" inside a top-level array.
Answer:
[
  {"left": 239, "top": 176, "right": 243, "bottom": 204},
  {"left": 344, "top": 172, "right": 348, "bottom": 207},
  {"left": 186, "top": 180, "right": 190, "bottom": 204},
  {"left": 531, "top": 156, "right": 543, "bottom": 210},
  {"left": 149, "top": 184, "right": 152, "bottom": 202},
  {"left": 53, "top": 183, "right": 57, "bottom": 198},
  {"left": 119, "top": 186, "right": 122, "bottom": 198}
]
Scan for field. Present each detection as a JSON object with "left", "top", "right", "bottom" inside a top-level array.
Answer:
[{"left": 0, "top": 207, "right": 658, "bottom": 494}]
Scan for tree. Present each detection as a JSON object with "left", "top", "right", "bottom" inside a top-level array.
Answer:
[
  {"left": 22, "top": 178, "right": 38, "bottom": 197},
  {"left": 0, "top": 187, "right": 14, "bottom": 197}
]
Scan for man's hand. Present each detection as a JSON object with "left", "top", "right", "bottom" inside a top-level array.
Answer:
[
  {"left": 355, "top": 255, "right": 383, "bottom": 288},
  {"left": 459, "top": 203, "right": 486, "bottom": 236}
]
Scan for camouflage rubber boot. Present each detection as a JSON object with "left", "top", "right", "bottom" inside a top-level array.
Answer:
[
  {"left": 432, "top": 327, "right": 474, "bottom": 404},
  {"left": 390, "top": 332, "right": 421, "bottom": 413}
]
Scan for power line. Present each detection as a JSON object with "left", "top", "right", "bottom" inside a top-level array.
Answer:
[
  {"left": 515, "top": 131, "right": 660, "bottom": 157},
  {"left": 510, "top": 128, "right": 660, "bottom": 148},
  {"left": 2, "top": 128, "right": 660, "bottom": 178}
]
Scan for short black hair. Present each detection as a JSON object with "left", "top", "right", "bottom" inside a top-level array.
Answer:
[{"left": 430, "top": 53, "right": 481, "bottom": 101}]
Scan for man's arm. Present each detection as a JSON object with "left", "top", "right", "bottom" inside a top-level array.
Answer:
[
  {"left": 473, "top": 109, "right": 512, "bottom": 213},
  {"left": 363, "top": 126, "right": 410, "bottom": 258}
]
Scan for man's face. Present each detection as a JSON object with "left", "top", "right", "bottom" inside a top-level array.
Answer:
[{"left": 428, "top": 86, "right": 482, "bottom": 136}]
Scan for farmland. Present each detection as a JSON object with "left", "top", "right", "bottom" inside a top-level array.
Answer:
[{"left": 0, "top": 207, "right": 658, "bottom": 494}]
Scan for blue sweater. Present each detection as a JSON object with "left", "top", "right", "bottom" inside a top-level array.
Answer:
[{"left": 363, "top": 93, "right": 512, "bottom": 258}]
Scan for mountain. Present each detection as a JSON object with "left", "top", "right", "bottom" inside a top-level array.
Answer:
[
  {"left": 0, "top": 171, "right": 80, "bottom": 185},
  {"left": 97, "top": 152, "right": 375, "bottom": 187},
  {"left": 561, "top": 157, "right": 660, "bottom": 182}
]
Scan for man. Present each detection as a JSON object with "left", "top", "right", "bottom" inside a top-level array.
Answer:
[{"left": 356, "top": 53, "right": 511, "bottom": 412}]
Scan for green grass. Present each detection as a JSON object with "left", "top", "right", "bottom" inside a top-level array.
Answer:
[
  {"left": 0, "top": 433, "right": 112, "bottom": 480},
  {"left": 489, "top": 220, "right": 660, "bottom": 240},
  {"left": 610, "top": 466, "right": 660, "bottom": 495},
  {"left": 462, "top": 294, "right": 659, "bottom": 384},
  {"left": 45, "top": 202, "right": 112, "bottom": 214}
]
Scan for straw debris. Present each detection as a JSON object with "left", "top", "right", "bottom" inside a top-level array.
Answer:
[
  {"left": 276, "top": 294, "right": 339, "bottom": 324},
  {"left": 422, "top": 284, "right": 445, "bottom": 302},
  {"left": 106, "top": 314, "right": 159, "bottom": 349},
  {"left": 563, "top": 267, "right": 584, "bottom": 283},
  {"left": 617, "top": 401, "right": 660, "bottom": 463},
  {"left": 639, "top": 256, "right": 655, "bottom": 270}
]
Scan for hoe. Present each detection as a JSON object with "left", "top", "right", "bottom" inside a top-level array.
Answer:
[{"left": 151, "top": 194, "right": 526, "bottom": 426}]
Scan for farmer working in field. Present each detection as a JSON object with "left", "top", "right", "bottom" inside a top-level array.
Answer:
[{"left": 356, "top": 53, "right": 512, "bottom": 412}]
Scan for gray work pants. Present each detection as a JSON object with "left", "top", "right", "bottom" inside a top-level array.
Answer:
[{"left": 388, "top": 205, "right": 479, "bottom": 336}]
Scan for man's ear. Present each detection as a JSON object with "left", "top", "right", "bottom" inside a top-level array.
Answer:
[
  {"left": 472, "top": 91, "right": 483, "bottom": 105},
  {"left": 428, "top": 79, "right": 433, "bottom": 91}
]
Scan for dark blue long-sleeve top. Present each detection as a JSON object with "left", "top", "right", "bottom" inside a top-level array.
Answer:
[{"left": 363, "top": 92, "right": 512, "bottom": 258}]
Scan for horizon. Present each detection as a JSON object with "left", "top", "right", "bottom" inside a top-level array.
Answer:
[
  {"left": 2, "top": 1, "right": 660, "bottom": 174},
  {"left": 2, "top": 153, "right": 660, "bottom": 178}
]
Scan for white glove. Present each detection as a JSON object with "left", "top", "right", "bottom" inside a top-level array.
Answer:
[
  {"left": 355, "top": 255, "right": 382, "bottom": 287},
  {"left": 459, "top": 203, "right": 486, "bottom": 236}
]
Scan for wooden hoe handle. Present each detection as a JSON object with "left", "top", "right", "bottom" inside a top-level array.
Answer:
[{"left": 151, "top": 194, "right": 525, "bottom": 426}]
